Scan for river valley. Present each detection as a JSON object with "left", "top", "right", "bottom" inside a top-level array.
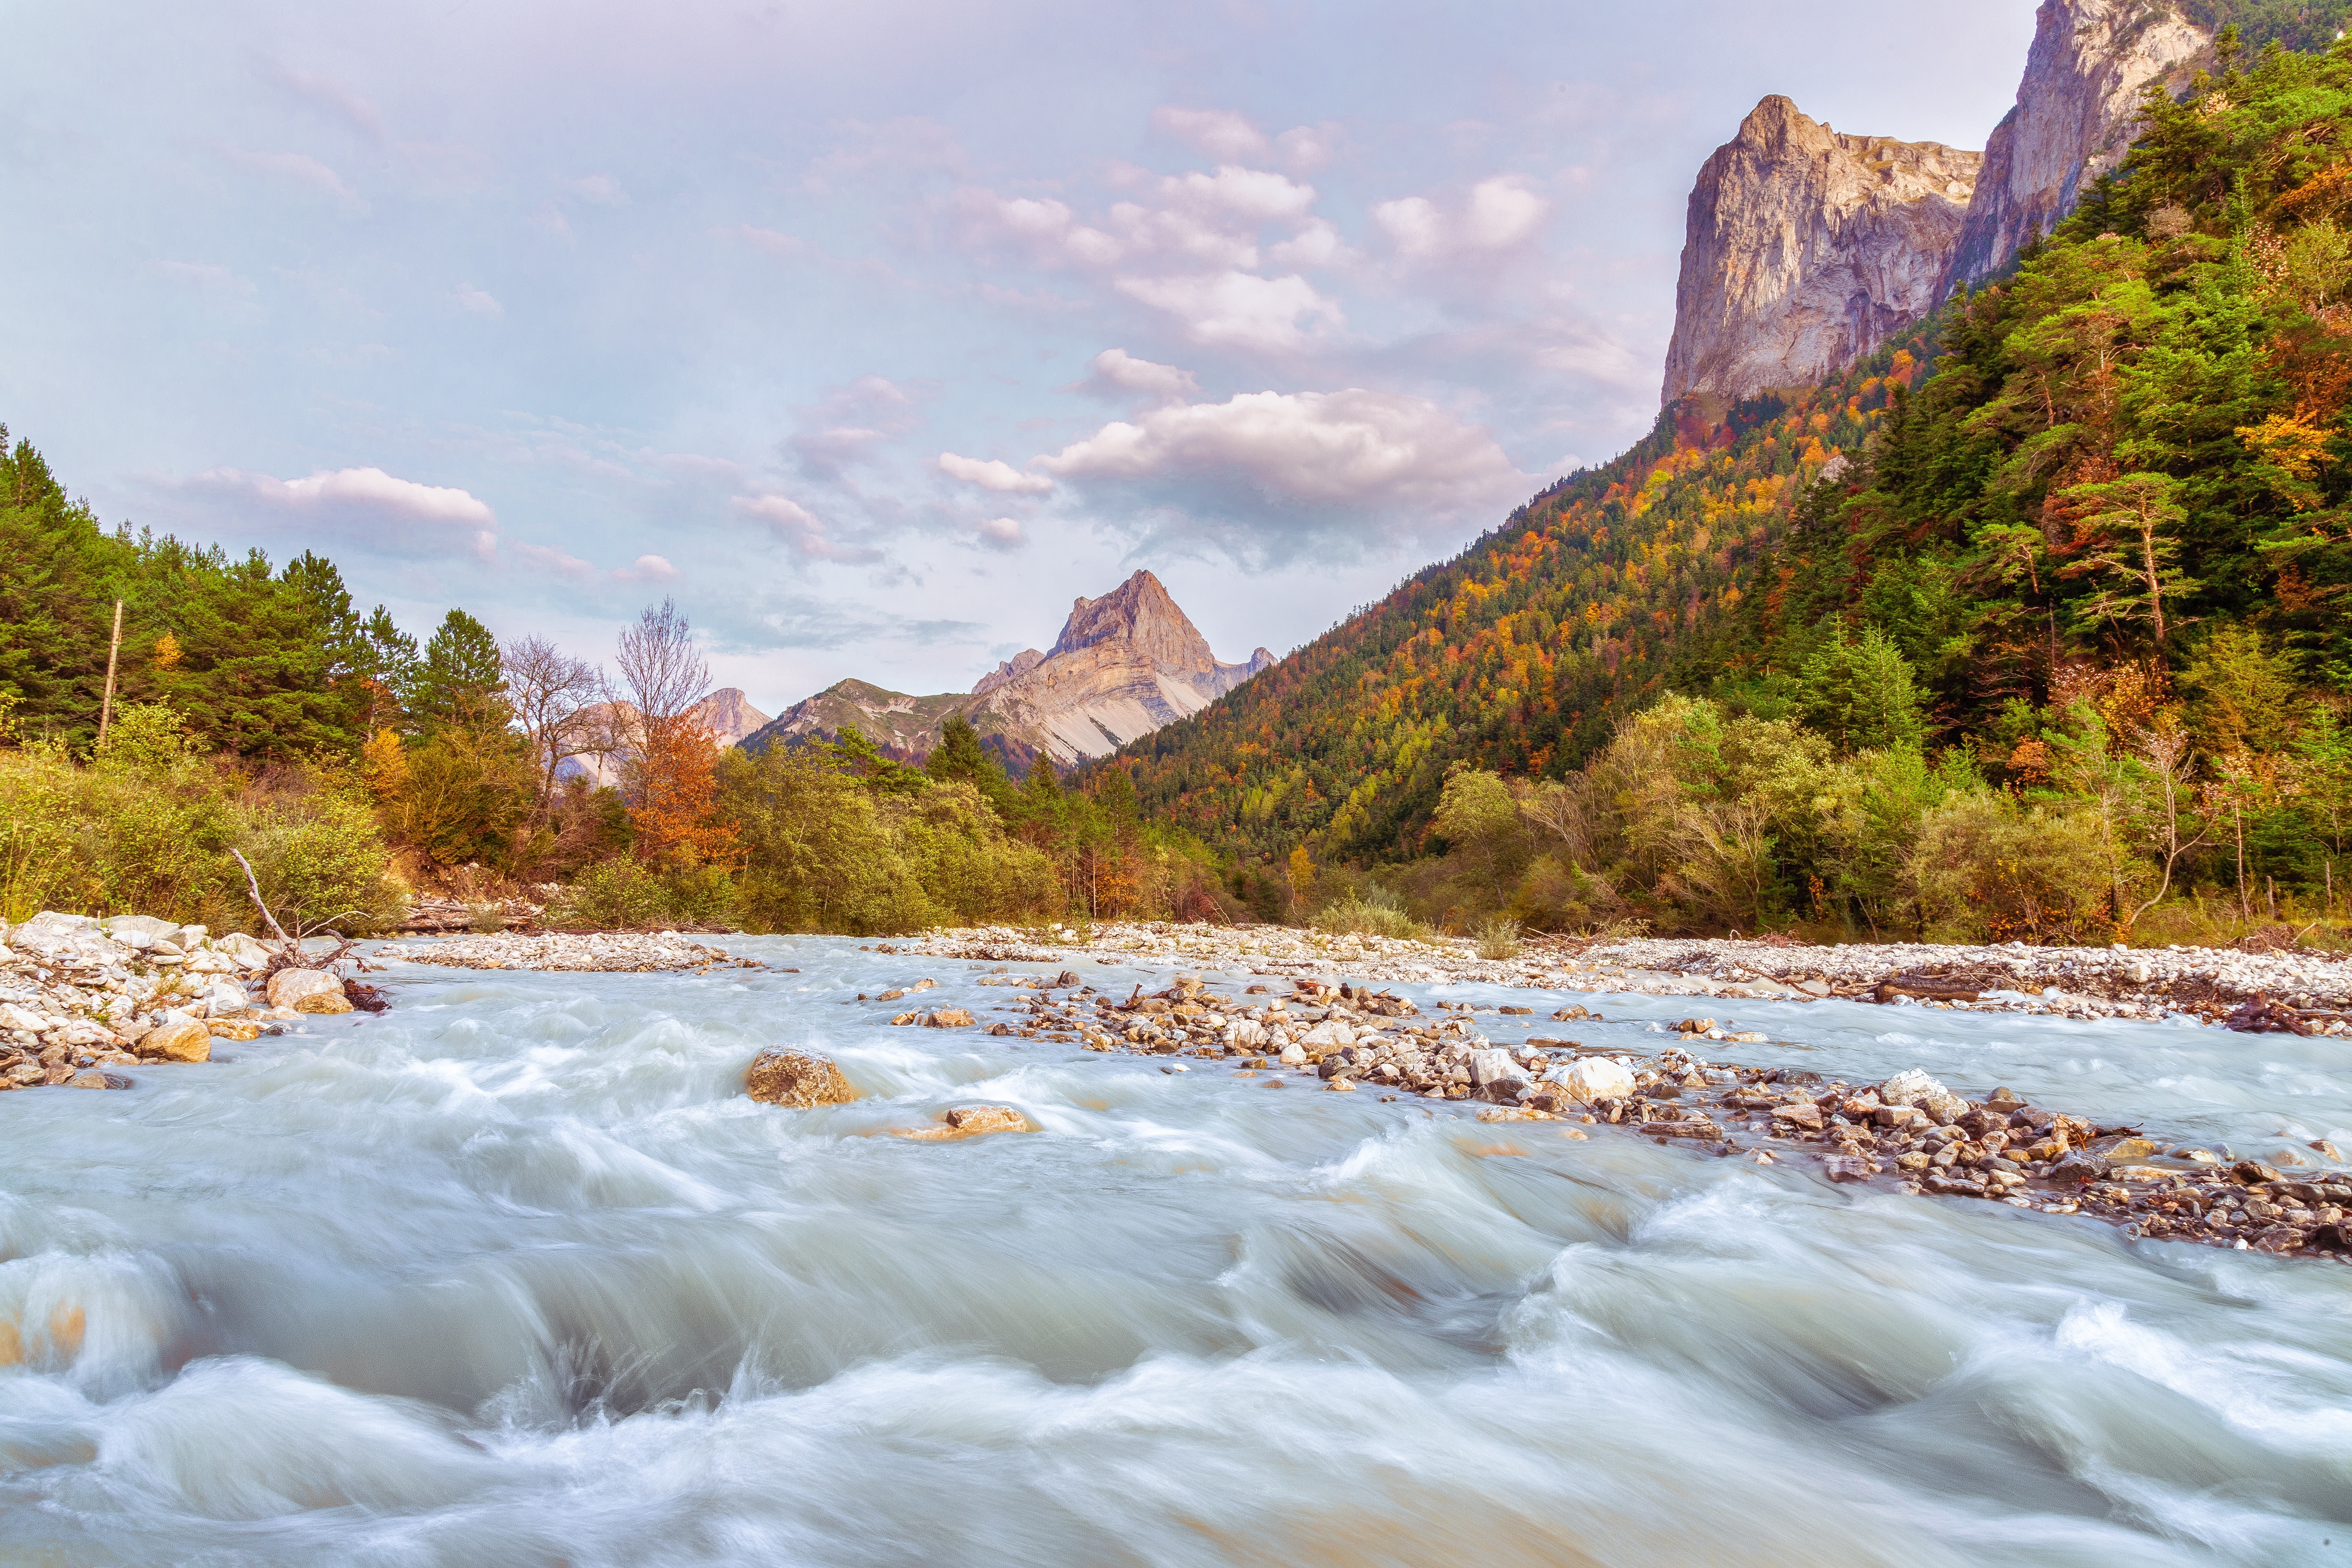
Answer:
[{"left": 4, "top": 937, "right": 2351, "bottom": 1566}]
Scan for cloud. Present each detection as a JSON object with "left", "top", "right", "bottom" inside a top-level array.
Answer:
[
  {"left": 1153, "top": 106, "right": 1270, "bottom": 164},
  {"left": 616, "top": 553, "right": 680, "bottom": 582},
  {"left": 168, "top": 465, "right": 499, "bottom": 559},
  {"left": 1375, "top": 176, "right": 1550, "bottom": 263},
  {"left": 560, "top": 173, "right": 628, "bottom": 205},
  {"left": 262, "top": 64, "right": 385, "bottom": 141},
  {"left": 1033, "top": 387, "right": 1527, "bottom": 557},
  {"left": 976, "top": 516, "right": 1026, "bottom": 550},
  {"left": 1077, "top": 348, "right": 1198, "bottom": 404},
  {"left": 938, "top": 452, "right": 1052, "bottom": 494},
  {"left": 507, "top": 540, "right": 595, "bottom": 580},
  {"left": 731, "top": 492, "right": 879, "bottom": 562},
  {"left": 455, "top": 283, "right": 504, "bottom": 316},
  {"left": 788, "top": 375, "right": 920, "bottom": 478},
  {"left": 147, "top": 260, "right": 254, "bottom": 297},
  {"left": 1114, "top": 271, "right": 1341, "bottom": 352},
  {"left": 732, "top": 224, "right": 808, "bottom": 260},
  {"left": 211, "top": 145, "right": 366, "bottom": 213}
]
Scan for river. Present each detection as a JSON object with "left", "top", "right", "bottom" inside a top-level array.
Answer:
[{"left": 3, "top": 938, "right": 2349, "bottom": 1565}]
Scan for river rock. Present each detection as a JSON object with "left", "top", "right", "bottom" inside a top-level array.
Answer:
[
  {"left": 922, "top": 1008, "right": 975, "bottom": 1028},
  {"left": 294, "top": 991, "right": 355, "bottom": 1015},
  {"left": 215, "top": 932, "right": 273, "bottom": 971},
  {"left": 142, "top": 1020, "right": 213, "bottom": 1063},
  {"left": 267, "top": 969, "right": 345, "bottom": 1010},
  {"left": 1300, "top": 1019, "right": 1354, "bottom": 1049},
  {"left": 1468, "top": 1048, "right": 1528, "bottom": 1088},
  {"left": 744, "top": 1049, "right": 858, "bottom": 1107},
  {"left": 1877, "top": 1068, "right": 1966, "bottom": 1124},
  {"left": 1553, "top": 1057, "right": 1635, "bottom": 1104}
]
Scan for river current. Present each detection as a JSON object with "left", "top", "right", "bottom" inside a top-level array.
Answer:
[{"left": 4, "top": 938, "right": 2350, "bottom": 1566}]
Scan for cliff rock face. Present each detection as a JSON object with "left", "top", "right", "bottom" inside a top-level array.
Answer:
[
  {"left": 743, "top": 571, "right": 1272, "bottom": 772},
  {"left": 1943, "top": 0, "right": 2211, "bottom": 294},
  {"left": 1661, "top": 96, "right": 1980, "bottom": 407}
]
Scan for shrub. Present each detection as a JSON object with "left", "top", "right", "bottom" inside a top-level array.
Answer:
[
  {"left": 1313, "top": 889, "right": 1433, "bottom": 942},
  {"left": 549, "top": 859, "right": 675, "bottom": 929},
  {"left": 1473, "top": 915, "right": 1524, "bottom": 959},
  {"left": 1913, "top": 791, "right": 2125, "bottom": 943}
]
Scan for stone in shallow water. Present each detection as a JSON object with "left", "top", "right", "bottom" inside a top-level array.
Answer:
[
  {"left": 141, "top": 1020, "right": 212, "bottom": 1063},
  {"left": 267, "top": 969, "right": 345, "bottom": 1010},
  {"left": 744, "top": 1049, "right": 858, "bottom": 1108}
]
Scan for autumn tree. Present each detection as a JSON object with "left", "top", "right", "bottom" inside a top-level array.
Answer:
[{"left": 615, "top": 599, "right": 735, "bottom": 870}]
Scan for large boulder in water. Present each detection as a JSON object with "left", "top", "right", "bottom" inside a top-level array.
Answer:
[
  {"left": 267, "top": 969, "right": 345, "bottom": 1010},
  {"left": 745, "top": 1049, "right": 858, "bottom": 1108}
]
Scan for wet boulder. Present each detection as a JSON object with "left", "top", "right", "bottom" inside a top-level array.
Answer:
[
  {"left": 266, "top": 969, "right": 346, "bottom": 1011},
  {"left": 1553, "top": 1057, "right": 1634, "bottom": 1104},
  {"left": 744, "top": 1049, "right": 859, "bottom": 1107},
  {"left": 141, "top": 1020, "right": 213, "bottom": 1063}
]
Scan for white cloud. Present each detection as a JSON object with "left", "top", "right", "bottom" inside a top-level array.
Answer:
[
  {"left": 731, "top": 492, "right": 877, "bottom": 563},
  {"left": 1114, "top": 271, "right": 1341, "bottom": 352},
  {"left": 1079, "top": 348, "right": 1198, "bottom": 403},
  {"left": 169, "top": 465, "right": 499, "bottom": 559},
  {"left": 938, "top": 452, "right": 1052, "bottom": 494},
  {"left": 507, "top": 540, "right": 595, "bottom": 579},
  {"left": 790, "top": 375, "right": 921, "bottom": 477},
  {"left": 976, "top": 516, "right": 1026, "bottom": 550},
  {"left": 1275, "top": 124, "right": 1338, "bottom": 172},
  {"left": 1152, "top": 106, "right": 1270, "bottom": 164},
  {"left": 148, "top": 260, "right": 254, "bottom": 297},
  {"left": 1034, "top": 387, "right": 1526, "bottom": 554},
  {"left": 1162, "top": 165, "right": 1316, "bottom": 225},
  {"left": 213, "top": 146, "right": 366, "bottom": 213},
  {"left": 262, "top": 64, "right": 385, "bottom": 141},
  {"left": 1375, "top": 176, "right": 1550, "bottom": 263},
  {"left": 455, "top": 282, "right": 504, "bottom": 316},
  {"left": 560, "top": 173, "right": 628, "bottom": 205},
  {"left": 616, "top": 553, "right": 680, "bottom": 582}
]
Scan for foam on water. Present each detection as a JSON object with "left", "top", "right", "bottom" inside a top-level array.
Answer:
[{"left": 3, "top": 936, "right": 2349, "bottom": 1565}]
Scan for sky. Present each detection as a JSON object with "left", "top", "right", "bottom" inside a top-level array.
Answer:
[{"left": 1, "top": 0, "right": 2040, "bottom": 714}]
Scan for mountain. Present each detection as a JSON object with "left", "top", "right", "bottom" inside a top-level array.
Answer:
[
  {"left": 557, "top": 687, "right": 771, "bottom": 787},
  {"left": 1663, "top": 1, "right": 2231, "bottom": 409},
  {"left": 1661, "top": 96, "right": 1980, "bottom": 406},
  {"left": 1124, "top": 26, "right": 2352, "bottom": 871},
  {"left": 741, "top": 570, "right": 1271, "bottom": 772},
  {"left": 1941, "top": 0, "right": 2211, "bottom": 295}
]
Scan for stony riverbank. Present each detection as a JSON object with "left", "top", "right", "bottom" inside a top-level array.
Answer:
[
  {"left": 908, "top": 959, "right": 2352, "bottom": 1262},
  {"left": 0, "top": 911, "right": 364, "bottom": 1090},
  {"left": 383, "top": 931, "right": 771, "bottom": 974},
  {"left": 898, "top": 922, "right": 2352, "bottom": 1028}
]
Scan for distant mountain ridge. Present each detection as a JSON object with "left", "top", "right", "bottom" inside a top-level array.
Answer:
[{"left": 740, "top": 570, "right": 1271, "bottom": 773}]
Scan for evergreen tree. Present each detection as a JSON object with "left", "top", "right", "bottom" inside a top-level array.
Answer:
[{"left": 409, "top": 608, "right": 509, "bottom": 736}]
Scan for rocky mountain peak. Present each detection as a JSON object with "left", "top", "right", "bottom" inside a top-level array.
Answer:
[
  {"left": 1661, "top": 96, "right": 1980, "bottom": 407},
  {"left": 1047, "top": 570, "right": 1218, "bottom": 673},
  {"left": 1942, "top": 0, "right": 2211, "bottom": 294}
]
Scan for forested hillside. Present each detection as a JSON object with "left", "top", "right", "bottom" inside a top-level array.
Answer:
[{"left": 1129, "top": 31, "right": 2352, "bottom": 941}]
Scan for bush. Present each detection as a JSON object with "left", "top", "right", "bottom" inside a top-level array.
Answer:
[
  {"left": 0, "top": 703, "right": 402, "bottom": 932},
  {"left": 1913, "top": 791, "right": 2125, "bottom": 943},
  {"left": 549, "top": 859, "right": 689, "bottom": 929},
  {"left": 1473, "top": 915, "right": 1524, "bottom": 959},
  {"left": 1313, "top": 889, "right": 1434, "bottom": 942}
]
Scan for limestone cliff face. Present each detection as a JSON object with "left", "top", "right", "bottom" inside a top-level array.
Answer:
[
  {"left": 1943, "top": 0, "right": 2211, "bottom": 294},
  {"left": 1661, "top": 96, "right": 1980, "bottom": 407},
  {"left": 741, "top": 571, "right": 1272, "bottom": 772}
]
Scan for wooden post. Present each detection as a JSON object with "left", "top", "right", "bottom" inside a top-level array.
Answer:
[{"left": 96, "top": 599, "right": 124, "bottom": 746}]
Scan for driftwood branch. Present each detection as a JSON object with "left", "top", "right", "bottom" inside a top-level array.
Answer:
[{"left": 231, "top": 849, "right": 296, "bottom": 946}]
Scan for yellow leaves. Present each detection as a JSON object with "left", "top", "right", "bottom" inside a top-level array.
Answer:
[
  {"left": 2238, "top": 412, "right": 2332, "bottom": 479},
  {"left": 360, "top": 727, "right": 407, "bottom": 799},
  {"left": 2237, "top": 412, "right": 2334, "bottom": 511},
  {"left": 151, "top": 632, "right": 183, "bottom": 671}
]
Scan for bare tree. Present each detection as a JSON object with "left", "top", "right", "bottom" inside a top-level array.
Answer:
[
  {"left": 501, "top": 635, "right": 609, "bottom": 812},
  {"left": 615, "top": 599, "right": 711, "bottom": 727}
]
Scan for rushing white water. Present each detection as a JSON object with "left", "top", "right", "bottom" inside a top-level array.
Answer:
[{"left": 5, "top": 939, "right": 2351, "bottom": 1566}]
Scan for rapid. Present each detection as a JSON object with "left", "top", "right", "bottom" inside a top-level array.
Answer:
[{"left": 3, "top": 939, "right": 2350, "bottom": 1566}]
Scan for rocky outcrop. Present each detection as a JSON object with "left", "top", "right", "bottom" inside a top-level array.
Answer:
[
  {"left": 1943, "top": 0, "right": 2211, "bottom": 295},
  {"left": 742, "top": 571, "right": 1272, "bottom": 770},
  {"left": 1662, "top": 97, "right": 1980, "bottom": 407}
]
